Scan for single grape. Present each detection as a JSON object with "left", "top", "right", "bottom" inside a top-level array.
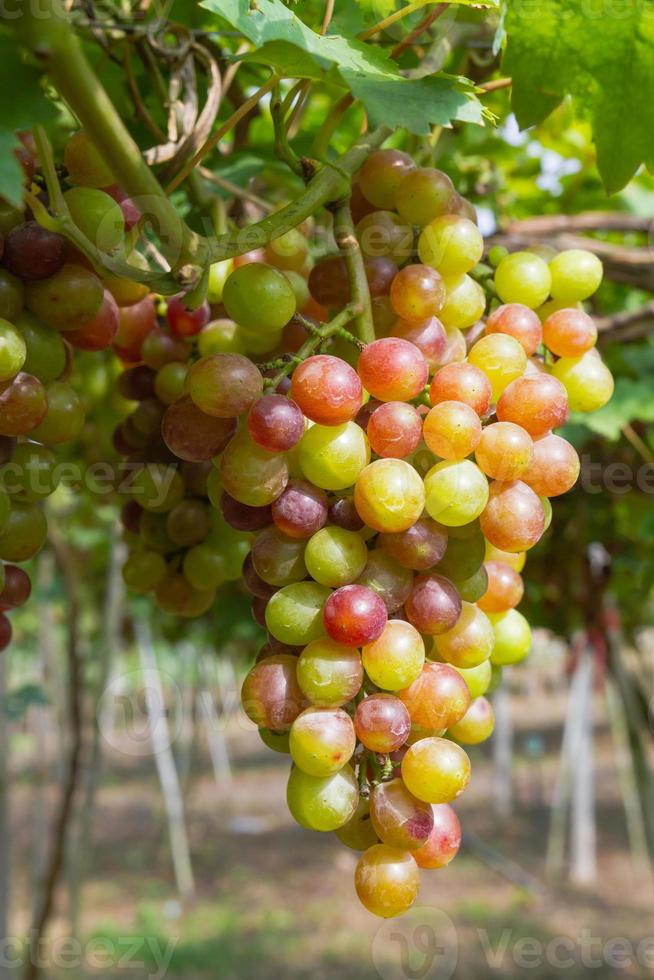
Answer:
[
  {"left": 392, "top": 316, "right": 447, "bottom": 371},
  {"left": 4, "top": 221, "right": 66, "bottom": 281},
  {"left": 494, "top": 251, "right": 552, "bottom": 308},
  {"left": 0, "top": 502, "right": 47, "bottom": 561},
  {"left": 1, "top": 442, "right": 58, "bottom": 501},
  {"left": 477, "top": 560, "right": 524, "bottom": 613},
  {"left": 390, "top": 264, "right": 446, "bottom": 321},
  {"left": 223, "top": 263, "right": 296, "bottom": 332},
  {"left": 475, "top": 421, "right": 534, "bottom": 481},
  {"left": 489, "top": 609, "right": 532, "bottom": 665},
  {"left": 290, "top": 354, "right": 362, "bottom": 426},
  {"left": 197, "top": 318, "right": 245, "bottom": 357},
  {"left": 438, "top": 274, "right": 486, "bottom": 331},
  {"left": 355, "top": 459, "right": 425, "bottom": 533},
  {"left": 335, "top": 798, "right": 379, "bottom": 851},
  {"left": 367, "top": 402, "right": 423, "bottom": 459},
  {"left": 433, "top": 601, "right": 494, "bottom": 668},
  {"left": 548, "top": 249, "right": 603, "bottom": 302},
  {"left": 361, "top": 619, "right": 424, "bottom": 690},
  {"left": 155, "top": 573, "right": 215, "bottom": 617},
  {"left": 404, "top": 573, "right": 462, "bottom": 635},
  {"left": 0, "top": 564, "right": 31, "bottom": 610},
  {"left": 324, "top": 584, "right": 388, "bottom": 647},
  {"left": 165, "top": 295, "right": 210, "bottom": 338},
  {"left": 241, "top": 654, "right": 307, "bottom": 730},
  {"left": 413, "top": 803, "right": 461, "bottom": 869},
  {"left": 113, "top": 296, "right": 157, "bottom": 361},
  {"left": 484, "top": 541, "right": 526, "bottom": 572},
  {"left": 161, "top": 394, "right": 237, "bottom": 462},
  {"left": 551, "top": 351, "right": 614, "bottom": 413},
  {"left": 185, "top": 353, "right": 262, "bottom": 418},
  {"left": 26, "top": 264, "right": 104, "bottom": 333},
  {"left": 422, "top": 400, "right": 482, "bottom": 460},
  {"left": 259, "top": 728, "right": 290, "bottom": 754},
  {"left": 370, "top": 778, "right": 434, "bottom": 851},
  {"left": 304, "top": 526, "right": 368, "bottom": 588},
  {"left": 357, "top": 338, "right": 428, "bottom": 403},
  {"left": 394, "top": 167, "right": 455, "bottom": 226},
  {"left": 0, "top": 613, "right": 12, "bottom": 651},
  {"left": 401, "top": 737, "right": 471, "bottom": 804},
  {"left": 122, "top": 550, "right": 167, "bottom": 593},
  {"left": 63, "top": 187, "right": 125, "bottom": 251},
  {"left": 129, "top": 463, "right": 184, "bottom": 514},
  {"left": 398, "top": 661, "right": 470, "bottom": 731},
  {"left": 248, "top": 394, "right": 305, "bottom": 452},
  {"left": 467, "top": 334, "right": 527, "bottom": 402},
  {"left": 355, "top": 844, "right": 420, "bottom": 918},
  {"left": 220, "top": 430, "right": 288, "bottom": 507},
  {"left": 0, "top": 372, "right": 47, "bottom": 436},
  {"left": 424, "top": 459, "right": 489, "bottom": 527},
  {"left": 15, "top": 313, "right": 64, "bottom": 386},
  {"left": 298, "top": 421, "right": 370, "bottom": 491},
  {"left": 287, "top": 764, "right": 359, "bottom": 831},
  {"left": 542, "top": 309, "right": 596, "bottom": 360},
  {"left": 379, "top": 516, "right": 447, "bottom": 571},
  {"left": 449, "top": 659, "right": 492, "bottom": 700},
  {"left": 485, "top": 302, "right": 543, "bottom": 356},
  {"left": 354, "top": 693, "right": 410, "bottom": 753},
  {"left": 496, "top": 374, "right": 568, "bottom": 437},
  {"left": 183, "top": 543, "right": 228, "bottom": 591},
  {"left": 418, "top": 215, "right": 484, "bottom": 277},
  {"left": 220, "top": 492, "right": 272, "bottom": 532},
  {"left": 154, "top": 362, "right": 187, "bottom": 405},
  {"left": 357, "top": 550, "right": 413, "bottom": 613},
  {"left": 449, "top": 696, "right": 495, "bottom": 744},
  {"left": 64, "top": 130, "right": 114, "bottom": 187},
  {"left": 297, "top": 637, "right": 363, "bottom": 706},
  {"left": 521, "top": 433, "right": 580, "bottom": 497},
  {"left": 480, "top": 479, "right": 544, "bottom": 553},
  {"left": 264, "top": 228, "right": 309, "bottom": 272},
  {"left": 141, "top": 327, "right": 188, "bottom": 370},
  {"left": 266, "top": 581, "right": 332, "bottom": 645},
  {"left": 359, "top": 149, "right": 415, "bottom": 210},
  {"left": 165, "top": 499, "right": 211, "bottom": 547},
  {"left": 430, "top": 362, "right": 491, "bottom": 416},
  {"left": 437, "top": 525, "right": 485, "bottom": 580},
  {"left": 289, "top": 706, "right": 356, "bottom": 777},
  {"left": 252, "top": 526, "right": 306, "bottom": 586}
]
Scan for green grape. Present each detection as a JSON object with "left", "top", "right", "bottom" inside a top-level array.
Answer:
[
  {"left": 394, "top": 167, "right": 453, "bottom": 226},
  {"left": 206, "top": 259, "right": 234, "bottom": 303},
  {"left": 304, "top": 526, "right": 368, "bottom": 588},
  {"left": 63, "top": 188, "right": 125, "bottom": 251},
  {"left": 129, "top": 464, "right": 185, "bottom": 514},
  {"left": 183, "top": 543, "right": 228, "bottom": 590},
  {"left": 541, "top": 496, "right": 553, "bottom": 532},
  {"left": 30, "top": 383, "right": 85, "bottom": 444},
  {"left": 259, "top": 728, "right": 291, "bottom": 754},
  {"left": 2, "top": 443, "right": 58, "bottom": 501},
  {"left": 265, "top": 581, "right": 332, "bottom": 645},
  {"left": 289, "top": 707, "right": 356, "bottom": 777},
  {"left": 238, "top": 326, "right": 282, "bottom": 355},
  {"left": 154, "top": 362, "right": 187, "bottom": 405},
  {"left": 198, "top": 319, "right": 245, "bottom": 356},
  {"left": 26, "top": 265, "right": 104, "bottom": 332},
  {"left": 362, "top": 620, "right": 425, "bottom": 691},
  {"left": 418, "top": 215, "right": 484, "bottom": 276},
  {"left": 296, "top": 637, "right": 363, "bottom": 706},
  {"left": 424, "top": 460, "right": 489, "bottom": 527},
  {"left": 450, "top": 659, "right": 492, "bottom": 699},
  {"left": 122, "top": 550, "right": 167, "bottom": 593},
  {"left": 551, "top": 351, "right": 614, "bottom": 413},
  {"left": 548, "top": 249, "right": 603, "bottom": 302},
  {"left": 0, "top": 271, "right": 24, "bottom": 321},
  {"left": 299, "top": 422, "right": 370, "bottom": 492},
  {"left": 0, "top": 502, "right": 47, "bottom": 561},
  {"left": 493, "top": 252, "right": 552, "bottom": 309},
  {"left": 220, "top": 430, "right": 289, "bottom": 507},
  {"left": 223, "top": 263, "right": 296, "bottom": 332},
  {"left": 401, "top": 736, "right": 471, "bottom": 804},
  {"left": 0, "top": 318, "right": 26, "bottom": 382},
  {"left": 139, "top": 511, "right": 177, "bottom": 554},
  {"left": 489, "top": 609, "right": 532, "bottom": 665},
  {"left": 437, "top": 528, "right": 485, "bottom": 580},
  {"left": 467, "top": 334, "right": 527, "bottom": 402},
  {"left": 452, "top": 564, "right": 489, "bottom": 603},
  {"left": 448, "top": 696, "right": 495, "bottom": 744},
  {"left": 283, "top": 270, "right": 310, "bottom": 308},
  {"left": 0, "top": 486, "right": 10, "bottom": 536},
  {"left": 16, "top": 313, "right": 66, "bottom": 383},
  {"left": 64, "top": 130, "right": 115, "bottom": 187},
  {"left": 335, "top": 798, "right": 379, "bottom": 851},
  {"left": 287, "top": 764, "right": 359, "bottom": 831},
  {"left": 438, "top": 275, "right": 486, "bottom": 331},
  {"left": 355, "top": 459, "right": 425, "bottom": 533}
]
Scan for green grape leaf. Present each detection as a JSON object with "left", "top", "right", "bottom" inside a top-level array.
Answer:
[
  {"left": 201, "top": 0, "right": 486, "bottom": 132},
  {"left": 0, "top": 37, "right": 57, "bottom": 206},
  {"left": 503, "top": 0, "right": 654, "bottom": 193},
  {"left": 569, "top": 378, "right": 654, "bottom": 441}
]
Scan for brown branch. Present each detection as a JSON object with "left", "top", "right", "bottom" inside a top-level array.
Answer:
[
  {"left": 480, "top": 76, "right": 512, "bottom": 93},
  {"left": 596, "top": 300, "right": 654, "bottom": 345},
  {"left": 504, "top": 212, "right": 653, "bottom": 235},
  {"left": 391, "top": 3, "right": 448, "bottom": 59},
  {"left": 25, "top": 531, "right": 84, "bottom": 980}
]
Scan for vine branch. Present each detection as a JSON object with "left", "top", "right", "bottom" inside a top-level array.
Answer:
[{"left": 334, "top": 201, "right": 375, "bottom": 344}]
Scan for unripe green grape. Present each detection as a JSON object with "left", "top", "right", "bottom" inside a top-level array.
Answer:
[
  {"left": 198, "top": 319, "right": 246, "bottom": 356},
  {"left": 26, "top": 264, "right": 104, "bottom": 332},
  {"left": 287, "top": 763, "right": 359, "bottom": 831},
  {"left": 438, "top": 275, "right": 486, "bottom": 330},
  {"left": 183, "top": 543, "right": 227, "bottom": 591},
  {"left": 283, "top": 270, "right": 310, "bottom": 309},
  {"left": 139, "top": 511, "right": 176, "bottom": 554},
  {"left": 122, "top": 550, "right": 167, "bottom": 593},
  {"left": 401, "top": 736, "right": 471, "bottom": 804},
  {"left": 0, "top": 271, "right": 24, "bottom": 322},
  {"left": 2, "top": 443, "right": 58, "bottom": 501},
  {"left": 335, "top": 798, "right": 379, "bottom": 851},
  {"left": 223, "top": 263, "right": 296, "bottom": 333},
  {"left": 186, "top": 353, "right": 263, "bottom": 418},
  {"left": 238, "top": 326, "right": 283, "bottom": 355},
  {"left": 493, "top": 252, "right": 552, "bottom": 309},
  {"left": 220, "top": 431, "right": 289, "bottom": 507},
  {"left": 265, "top": 228, "right": 309, "bottom": 272},
  {"left": 129, "top": 464, "right": 184, "bottom": 514},
  {"left": 548, "top": 249, "right": 603, "bottom": 302},
  {"left": 29, "top": 382, "right": 85, "bottom": 445},
  {"left": 450, "top": 659, "right": 492, "bottom": 699},
  {"left": 437, "top": 528, "right": 485, "bottom": 580},
  {"left": 206, "top": 259, "right": 234, "bottom": 303},
  {"left": 63, "top": 188, "right": 125, "bottom": 251},
  {"left": 551, "top": 351, "right": 614, "bottom": 413},
  {"left": 259, "top": 728, "right": 291, "bottom": 754},
  {"left": 0, "top": 318, "right": 26, "bottom": 382},
  {"left": 452, "top": 564, "right": 489, "bottom": 603},
  {"left": 448, "top": 695, "right": 495, "bottom": 744},
  {"left": 488, "top": 245, "right": 508, "bottom": 268},
  {"left": 424, "top": 460, "right": 489, "bottom": 527},
  {"left": 299, "top": 422, "right": 370, "bottom": 492},
  {"left": 296, "top": 637, "right": 363, "bottom": 707},
  {"left": 433, "top": 601, "right": 494, "bottom": 668},
  {"left": 17, "top": 313, "right": 66, "bottom": 383},
  {"left": 64, "top": 130, "right": 115, "bottom": 187},
  {"left": 154, "top": 362, "right": 187, "bottom": 405},
  {"left": 541, "top": 496, "right": 553, "bottom": 531},
  {"left": 304, "top": 526, "right": 368, "bottom": 588},
  {"left": 265, "top": 581, "right": 332, "bottom": 646},
  {"left": 0, "top": 502, "right": 47, "bottom": 561},
  {"left": 467, "top": 334, "right": 527, "bottom": 402},
  {"left": 489, "top": 608, "right": 532, "bottom": 665},
  {"left": 166, "top": 498, "right": 212, "bottom": 547},
  {"left": 289, "top": 707, "right": 356, "bottom": 777},
  {"left": 418, "top": 215, "right": 484, "bottom": 276},
  {"left": 0, "top": 487, "right": 10, "bottom": 535},
  {"left": 354, "top": 459, "right": 425, "bottom": 533}
]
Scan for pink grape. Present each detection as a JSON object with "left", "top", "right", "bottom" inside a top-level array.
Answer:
[
  {"left": 404, "top": 573, "right": 462, "bottom": 635},
  {"left": 485, "top": 303, "right": 543, "bottom": 355},
  {"left": 480, "top": 480, "right": 545, "bottom": 552},
  {"left": 367, "top": 402, "right": 423, "bottom": 458},
  {"left": 475, "top": 421, "right": 534, "bottom": 481},
  {"left": 271, "top": 479, "right": 329, "bottom": 539},
  {"left": 392, "top": 316, "right": 447, "bottom": 370},
  {"left": 354, "top": 693, "right": 411, "bottom": 753},
  {"left": 240, "top": 654, "right": 307, "bottom": 730},
  {"left": 379, "top": 516, "right": 448, "bottom": 571},
  {"left": 398, "top": 661, "right": 470, "bottom": 731},
  {"left": 496, "top": 374, "right": 568, "bottom": 437},
  {"left": 357, "top": 338, "right": 428, "bottom": 403},
  {"left": 422, "top": 400, "right": 482, "bottom": 460},
  {"left": 290, "top": 355, "right": 362, "bottom": 425},
  {"left": 324, "top": 584, "right": 388, "bottom": 647},
  {"left": 429, "top": 362, "right": 491, "bottom": 416},
  {"left": 521, "top": 433, "right": 580, "bottom": 497},
  {"left": 370, "top": 778, "right": 434, "bottom": 850},
  {"left": 543, "top": 308, "right": 597, "bottom": 357},
  {"left": 413, "top": 804, "right": 461, "bottom": 869}
]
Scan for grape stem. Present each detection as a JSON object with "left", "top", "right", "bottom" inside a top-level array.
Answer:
[
  {"left": 333, "top": 202, "right": 375, "bottom": 344},
  {"left": 263, "top": 304, "right": 364, "bottom": 389}
]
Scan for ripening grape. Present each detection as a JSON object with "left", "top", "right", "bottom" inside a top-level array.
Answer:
[
  {"left": 450, "top": 659, "right": 492, "bottom": 700},
  {"left": 494, "top": 252, "right": 552, "bottom": 309},
  {"left": 266, "top": 581, "right": 332, "bottom": 645},
  {"left": 551, "top": 351, "right": 614, "bottom": 412},
  {"left": 522, "top": 433, "right": 580, "bottom": 497},
  {"left": 155, "top": 574, "right": 215, "bottom": 617},
  {"left": 450, "top": 564, "right": 488, "bottom": 603},
  {"left": 542, "top": 308, "right": 597, "bottom": 357},
  {"left": 324, "top": 584, "right": 387, "bottom": 647},
  {"left": 197, "top": 318, "right": 245, "bottom": 357},
  {"left": 359, "top": 148, "right": 415, "bottom": 210},
  {"left": 430, "top": 362, "right": 491, "bottom": 416},
  {"left": 2, "top": 443, "right": 58, "bottom": 501},
  {"left": 437, "top": 525, "right": 485, "bottom": 580},
  {"left": 423, "top": 400, "right": 482, "bottom": 460},
  {"left": 290, "top": 355, "right": 362, "bottom": 425},
  {"left": 130, "top": 463, "right": 184, "bottom": 514},
  {"left": 367, "top": 402, "right": 423, "bottom": 459},
  {"left": 437, "top": 275, "right": 486, "bottom": 331},
  {"left": 401, "top": 737, "right": 471, "bottom": 804},
  {"left": 264, "top": 228, "right": 309, "bottom": 272},
  {"left": 16, "top": 313, "right": 65, "bottom": 384},
  {"left": 432, "top": 601, "right": 494, "bottom": 668},
  {"left": 390, "top": 264, "right": 446, "bottom": 321},
  {"left": 166, "top": 499, "right": 211, "bottom": 547},
  {"left": 475, "top": 421, "right": 534, "bottom": 481},
  {"left": 165, "top": 296, "right": 210, "bottom": 338},
  {"left": 424, "top": 459, "right": 489, "bottom": 527},
  {"left": 0, "top": 502, "right": 47, "bottom": 561},
  {"left": 356, "top": 211, "right": 413, "bottom": 263},
  {"left": 467, "top": 334, "right": 527, "bottom": 402},
  {"left": 64, "top": 130, "right": 114, "bottom": 187},
  {"left": 64, "top": 187, "right": 125, "bottom": 251},
  {"left": 4, "top": 222, "right": 66, "bottom": 281},
  {"left": 0, "top": 564, "right": 31, "bottom": 610},
  {"left": 185, "top": 353, "right": 262, "bottom": 418},
  {"left": 354, "top": 693, "right": 410, "bottom": 753},
  {"left": 248, "top": 394, "right": 305, "bottom": 452},
  {"left": 489, "top": 609, "right": 532, "bottom": 665},
  {"left": 477, "top": 560, "right": 524, "bottom": 613},
  {"left": 335, "top": 798, "right": 379, "bottom": 851},
  {"left": 361, "top": 619, "right": 424, "bottom": 690},
  {"left": 391, "top": 316, "right": 447, "bottom": 370},
  {"left": 413, "top": 803, "right": 461, "bottom": 869},
  {"left": 484, "top": 303, "right": 543, "bottom": 355},
  {"left": 379, "top": 516, "right": 447, "bottom": 571},
  {"left": 161, "top": 395, "right": 234, "bottom": 462},
  {"left": 287, "top": 764, "right": 359, "bottom": 831},
  {"left": 65, "top": 289, "right": 119, "bottom": 351},
  {"left": 220, "top": 431, "right": 289, "bottom": 507},
  {"left": 480, "top": 480, "right": 545, "bottom": 552},
  {"left": 183, "top": 544, "right": 228, "bottom": 591},
  {"left": 304, "top": 526, "right": 368, "bottom": 587},
  {"left": 328, "top": 495, "right": 364, "bottom": 532},
  {"left": 357, "top": 338, "right": 428, "bottom": 403},
  {"left": 418, "top": 215, "right": 484, "bottom": 277},
  {"left": 370, "top": 778, "right": 434, "bottom": 851},
  {"left": 448, "top": 696, "right": 495, "bottom": 744},
  {"left": 122, "top": 550, "right": 167, "bottom": 593},
  {"left": 271, "top": 479, "right": 328, "bottom": 540},
  {"left": 355, "top": 459, "right": 425, "bottom": 533},
  {"left": 30, "top": 382, "right": 85, "bottom": 445},
  {"left": 298, "top": 421, "right": 370, "bottom": 491},
  {"left": 251, "top": 526, "right": 307, "bottom": 586},
  {"left": 548, "top": 249, "right": 603, "bottom": 302},
  {"left": 113, "top": 296, "right": 157, "bottom": 361},
  {"left": 398, "top": 662, "right": 470, "bottom": 731},
  {"left": 404, "top": 573, "right": 462, "bottom": 635},
  {"left": 223, "top": 263, "right": 296, "bottom": 332},
  {"left": 355, "top": 844, "right": 420, "bottom": 918},
  {"left": 496, "top": 374, "right": 568, "bottom": 437},
  {"left": 221, "top": 492, "right": 272, "bottom": 532},
  {"left": 356, "top": 549, "right": 413, "bottom": 613},
  {"left": 0, "top": 372, "right": 46, "bottom": 436},
  {"left": 394, "top": 167, "right": 454, "bottom": 226},
  {"left": 484, "top": 541, "right": 526, "bottom": 572},
  {"left": 297, "top": 637, "right": 363, "bottom": 707},
  {"left": 27, "top": 264, "right": 104, "bottom": 332},
  {"left": 241, "top": 654, "right": 307, "bottom": 730},
  {"left": 289, "top": 707, "right": 356, "bottom": 777}
]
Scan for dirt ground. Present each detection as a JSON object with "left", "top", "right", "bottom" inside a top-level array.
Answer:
[{"left": 8, "top": 676, "right": 654, "bottom": 980}]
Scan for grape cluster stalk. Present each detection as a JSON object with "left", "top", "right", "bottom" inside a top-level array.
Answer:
[{"left": 0, "top": 134, "right": 613, "bottom": 917}]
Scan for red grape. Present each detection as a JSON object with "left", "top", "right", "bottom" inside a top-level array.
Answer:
[
  {"left": 290, "top": 354, "right": 362, "bottom": 425},
  {"left": 354, "top": 693, "right": 411, "bottom": 753},
  {"left": 429, "top": 363, "right": 491, "bottom": 416},
  {"left": 162, "top": 395, "right": 237, "bottom": 462},
  {"left": 248, "top": 394, "right": 305, "bottom": 452},
  {"left": 358, "top": 338, "right": 428, "bottom": 402},
  {"left": 485, "top": 303, "right": 543, "bottom": 355},
  {"left": 480, "top": 480, "right": 545, "bottom": 552},
  {"left": 404, "top": 573, "right": 462, "bottom": 634},
  {"left": 324, "top": 584, "right": 388, "bottom": 647},
  {"left": 166, "top": 295, "right": 211, "bottom": 337},
  {"left": 271, "top": 479, "right": 328, "bottom": 539},
  {"left": 367, "top": 402, "right": 422, "bottom": 458}
]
